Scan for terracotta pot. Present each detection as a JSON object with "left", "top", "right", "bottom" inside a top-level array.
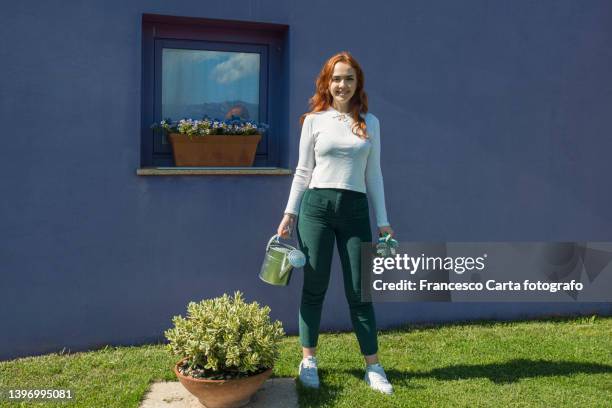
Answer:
[
  {"left": 173, "top": 358, "right": 273, "bottom": 408},
  {"left": 168, "top": 133, "right": 262, "bottom": 167}
]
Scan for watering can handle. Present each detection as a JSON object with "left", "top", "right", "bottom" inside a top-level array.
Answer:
[
  {"left": 266, "top": 234, "right": 280, "bottom": 252},
  {"left": 379, "top": 233, "right": 390, "bottom": 242},
  {"left": 380, "top": 233, "right": 396, "bottom": 243},
  {"left": 267, "top": 234, "right": 298, "bottom": 252}
]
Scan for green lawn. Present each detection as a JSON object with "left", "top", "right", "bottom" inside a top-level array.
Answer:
[{"left": 1, "top": 315, "right": 611, "bottom": 407}]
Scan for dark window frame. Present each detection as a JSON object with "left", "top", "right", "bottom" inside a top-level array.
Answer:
[{"left": 141, "top": 14, "right": 288, "bottom": 167}]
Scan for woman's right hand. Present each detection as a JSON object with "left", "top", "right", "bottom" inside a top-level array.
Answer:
[{"left": 277, "top": 213, "right": 296, "bottom": 239}]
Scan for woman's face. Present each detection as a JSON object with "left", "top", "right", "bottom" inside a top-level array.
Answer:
[{"left": 328, "top": 61, "right": 357, "bottom": 109}]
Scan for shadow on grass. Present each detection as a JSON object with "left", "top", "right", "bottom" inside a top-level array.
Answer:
[
  {"left": 292, "top": 359, "right": 612, "bottom": 407},
  {"left": 342, "top": 358, "right": 612, "bottom": 385},
  {"left": 295, "top": 369, "right": 344, "bottom": 408}
]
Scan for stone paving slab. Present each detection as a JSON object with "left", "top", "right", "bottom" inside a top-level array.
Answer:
[{"left": 139, "top": 378, "right": 298, "bottom": 408}]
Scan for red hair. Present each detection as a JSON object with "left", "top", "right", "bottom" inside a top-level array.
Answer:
[{"left": 300, "top": 51, "right": 369, "bottom": 139}]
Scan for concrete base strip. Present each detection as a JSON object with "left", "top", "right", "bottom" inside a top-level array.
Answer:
[{"left": 139, "top": 378, "right": 298, "bottom": 408}]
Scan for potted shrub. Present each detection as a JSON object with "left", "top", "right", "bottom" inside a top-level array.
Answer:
[
  {"left": 152, "top": 118, "right": 269, "bottom": 167},
  {"left": 164, "top": 291, "right": 285, "bottom": 408}
]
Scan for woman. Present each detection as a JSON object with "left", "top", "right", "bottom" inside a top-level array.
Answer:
[{"left": 277, "top": 51, "right": 394, "bottom": 394}]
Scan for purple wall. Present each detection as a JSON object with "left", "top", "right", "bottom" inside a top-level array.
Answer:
[{"left": 1, "top": 0, "right": 611, "bottom": 360}]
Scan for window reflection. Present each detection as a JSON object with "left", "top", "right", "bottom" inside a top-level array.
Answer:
[{"left": 162, "top": 49, "right": 260, "bottom": 122}]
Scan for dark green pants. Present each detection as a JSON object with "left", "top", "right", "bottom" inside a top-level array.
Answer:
[{"left": 296, "top": 187, "right": 378, "bottom": 356}]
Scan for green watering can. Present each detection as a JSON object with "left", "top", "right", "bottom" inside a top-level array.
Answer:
[
  {"left": 259, "top": 234, "right": 306, "bottom": 286},
  {"left": 376, "top": 232, "right": 399, "bottom": 257}
]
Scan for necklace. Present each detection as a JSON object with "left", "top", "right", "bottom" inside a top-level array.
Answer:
[{"left": 331, "top": 110, "right": 351, "bottom": 123}]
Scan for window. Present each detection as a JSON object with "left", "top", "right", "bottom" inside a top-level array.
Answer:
[{"left": 141, "top": 14, "right": 288, "bottom": 167}]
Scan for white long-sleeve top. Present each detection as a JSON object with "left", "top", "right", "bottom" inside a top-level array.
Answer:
[{"left": 284, "top": 107, "right": 390, "bottom": 227}]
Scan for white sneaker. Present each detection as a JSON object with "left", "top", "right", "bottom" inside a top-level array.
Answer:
[
  {"left": 365, "top": 363, "right": 393, "bottom": 394},
  {"left": 298, "top": 356, "right": 320, "bottom": 388}
]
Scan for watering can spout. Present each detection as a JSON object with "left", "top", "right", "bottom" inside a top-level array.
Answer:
[{"left": 279, "top": 256, "right": 292, "bottom": 278}]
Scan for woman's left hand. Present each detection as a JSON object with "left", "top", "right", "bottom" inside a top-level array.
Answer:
[{"left": 378, "top": 225, "right": 394, "bottom": 238}]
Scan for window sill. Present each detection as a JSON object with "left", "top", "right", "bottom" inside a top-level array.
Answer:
[{"left": 136, "top": 167, "right": 293, "bottom": 176}]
